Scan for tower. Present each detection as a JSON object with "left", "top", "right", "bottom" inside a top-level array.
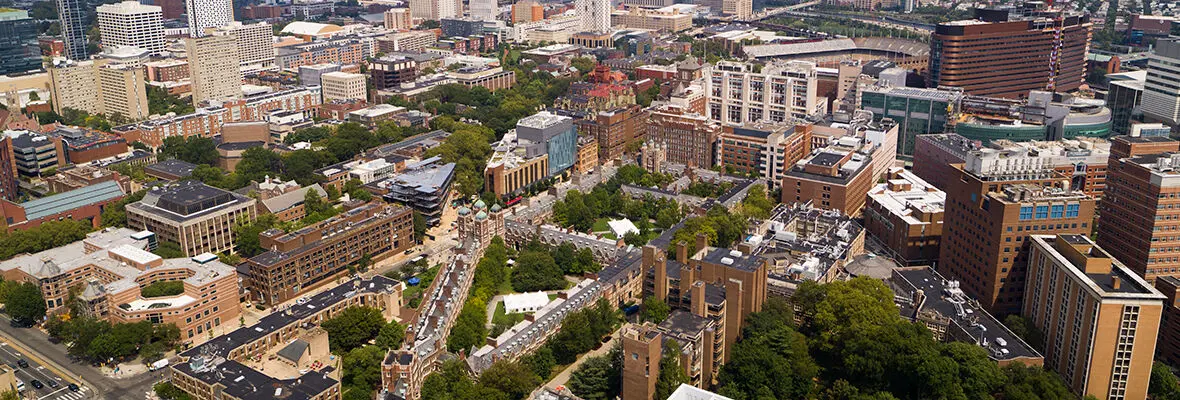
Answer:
[
  {"left": 576, "top": 0, "right": 611, "bottom": 34},
  {"left": 56, "top": 0, "right": 88, "bottom": 60},
  {"left": 186, "top": 0, "right": 233, "bottom": 38}
]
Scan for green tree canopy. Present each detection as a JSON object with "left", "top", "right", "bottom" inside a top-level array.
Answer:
[{"left": 321, "top": 306, "right": 386, "bottom": 353}]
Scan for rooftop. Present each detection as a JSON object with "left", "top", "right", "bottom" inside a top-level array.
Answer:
[
  {"left": 1032, "top": 234, "right": 1166, "bottom": 298},
  {"left": 867, "top": 168, "right": 945, "bottom": 225},
  {"left": 22, "top": 181, "right": 125, "bottom": 221},
  {"left": 129, "top": 181, "right": 251, "bottom": 222},
  {"left": 145, "top": 159, "right": 198, "bottom": 179}
]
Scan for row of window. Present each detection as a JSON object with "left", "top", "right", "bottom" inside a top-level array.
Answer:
[{"left": 1018, "top": 204, "right": 1081, "bottom": 220}]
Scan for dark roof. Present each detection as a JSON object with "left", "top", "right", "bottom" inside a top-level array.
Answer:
[
  {"left": 218, "top": 141, "right": 267, "bottom": 151},
  {"left": 276, "top": 339, "right": 309, "bottom": 363},
  {"left": 145, "top": 159, "right": 198, "bottom": 179},
  {"left": 811, "top": 152, "right": 845, "bottom": 167},
  {"left": 658, "top": 310, "right": 712, "bottom": 339},
  {"left": 700, "top": 247, "right": 763, "bottom": 272},
  {"left": 130, "top": 181, "right": 249, "bottom": 221}
]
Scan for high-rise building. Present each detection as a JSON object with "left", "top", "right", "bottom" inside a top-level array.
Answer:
[
  {"left": 208, "top": 22, "right": 275, "bottom": 72},
  {"left": 511, "top": 0, "right": 544, "bottom": 23},
  {"left": 717, "top": 123, "right": 811, "bottom": 188},
  {"left": 1097, "top": 135, "right": 1180, "bottom": 283},
  {"left": 927, "top": 6, "right": 1092, "bottom": 98},
  {"left": 864, "top": 168, "right": 945, "bottom": 265},
  {"left": 411, "top": 0, "right": 461, "bottom": 20},
  {"left": 1108, "top": 73, "right": 1146, "bottom": 135},
  {"left": 574, "top": 105, "right": 648, "bottom": 162},
  {"left": 384, "top": 8, "right": 412, "bottom": 30},
  {"left": 185, "top": 0, "right": 233, "bottom": 38},
  {"left": 0, "top": 9, "right": 42, "bottom": 75},
  {"left": 705, "top": 60, "right": 819, "bottom": 126},
  {"left": 1142, "top": 37, "right": 1180, "bottom": 128},
  {"left": 576, "top": 0, "right": 611, "bottom": 33},
  {"left": 96, "top": 1, "right": 164, "bottom": 55},
  {"left": 646, "top": 104, "right": 722, "bottom": 168},
  {"left": 56, "top": 0, "right": 89, "bottom": 60},
  {"left": 0, "top": 136, "right": 17, "bottom": 202},
  {"left": 469, "top": 0, "right": 497, "bottom": 21},
  {"left": 1024, "top": 234, "right": 1163, "bottom": 400},
  {"left": 48, "top": 58, "right": 150, "bottom": 121},
  {"left": 186, "top": 33, "right": 242, "bottom": 104},
  {"left": 157, "top": 0, "right": 185, "bottom": 19},
  {"left": 937, "top": 147, "right": 1097, "bottom": 315},
  {"left": 722, "top": 0, "right": 751, "bottom": 20}
]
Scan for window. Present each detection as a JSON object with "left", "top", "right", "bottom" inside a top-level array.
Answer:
[
  {"left": 1066, "top": 204, "right": 1080, "bottom": 218},
  {"left": 1035, "top": 206, "right": 1049, "bottom": 219},
  {"left": 1019, "top": 206, "right": 1033, "bottom": 220},
  {"left": 1051, "top": 205, "right": 1064, "bottom": 218}
]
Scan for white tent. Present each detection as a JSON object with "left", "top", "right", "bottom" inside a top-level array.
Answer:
[
  {"left": 607, "top": 218, "right": 639, "bottom": 237},
  {"left": 504, "top": 292, "right": 550, "bottom": 314}
]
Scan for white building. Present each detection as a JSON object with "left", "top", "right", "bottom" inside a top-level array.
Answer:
[
  {"left": 186, "top": 32, "right": 242, "bottom": 104},
  {"left": 185, "top": 0, "right": 233, "bottom": 38},
  {"left": 384, "top": 8, "right": 412, "bottom": 30},
  {"left": 411, "top": 0, "right": 462, "bottom": 20},
  {"left": 469, "top": 0, "right": 498, "bottom": 21},
  {"left": 96, "top": 1, "right": 165, "bottom": 55},
  {"left": 1143, "top": 37, "right": 1180, "bottom": 127},
  {"left": 705, "top": 60, "right": 819, "bottom": 125},
  {"left": 576, "top": 0, "right": 611, "bottom": 33},
  {"left": 320, "top": 72, "right": 367, "bottom": 102}
]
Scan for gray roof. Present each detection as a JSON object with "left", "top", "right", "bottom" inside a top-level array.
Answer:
[
  {"left": 23, "top": 181, "right": 124, "bottom": 221},
  {"left": 260, "top": 184, "right": 328, "bottom": 213},
  {"left": 144, "top": 159, "right": 197, "bottom": 179},
  {"left": 277, "top": 339, "right": 309, "bottom": 363}
]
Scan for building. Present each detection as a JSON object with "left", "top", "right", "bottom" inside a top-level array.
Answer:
[
  {"left": 0, "top": 228, "right": 241, "bottom": 342},
  {"left": 276, "top": 38, "right": 371, "bottom": 70},
  {"left": 245, "top": 202, "right": 413, "bottom": 304},
  {"left": 1142, "top": 37, "right": 1180, "bottom": 128},
  {"left": 952, "top": 92, "right": 1112, "bottom": 145},
  {"left": 49, "top": 58, "right": 151, "bottom": 122},
  {"left": 484, "top": 111, "right": 578, "bottom": 196},
  {"left": 245, "top": 177, "right": 329, "bottom": 222},
  {"left": 575, "top": 105, "right": 647, "bottom": 162},
  {"left": 450, "top": 66, "right": 515, "bottom": 91},
  {"left": 937, "top": 149, "right": 1097, "bottom": 315},
  {"left": 0, "top": 180, "right": 125, "bottom": 231},
  {"left": 512, "top": 0, "right": 544, "bottom": 23},
  {"left": 859, "top": 85, "right": 962, "bottom": 157},
  {"left": 0, "top": 9, "right": 41, "bottom": 75},
  {"left": 718, "top": 123, "right": 810, "bottom": 188},
  {"left": 1097, "top": 136, "right": 1180, "bottom": 283},
  {"left": 646, "top": 104, "right": 721, "bottom": 168},
  {"left": 298, "top": 63, "right": 342, "bottom": 87},
  {"left": 1109, "top": 74, "right": 1145, "bottom": 136},
  {"left": 185, "top": 0, "right": 233, "bottom": 38},
  {"left": 384, "top": 8, "right": 413, "bottom": 30},
  {"left": 705, "top": 60, "right": 820, "bottom": 126},
  {"left": 0, "top": 136, "right": 17, "bottom": 201},
  {"left": 172, "top": 275, "right": 402, "bottom": 400},
  {"left": 7, "top": 130, "right": 62, "bottom": 177},
  {"left": 379, "top": 31, "right": 437, "bottom": 53},
  {"left": 864, "top": 168, "right": 945, "bottom": 265},
  {"left": 186, "top": 33, "right": 243, "bottom": 104},
  {"left": 927, "top": 6, "right": 1092, "bottom": 98},
  {"left": 145, "top": 60, "right": 189, "bottom": 82},
  {"left": 96, "top": 1, "right": 164, "bottom": 55},
  {"left": 410, "top": 0, "right": 461, "bottom": 20},
  {"left": 126, "top": 182, "right": 258, "bottom": 256},
  {"left": 56, "top": 0, "right": 88, "bottom": 60},
  {"left": 369, "top": 56, "right": 417, "bottom": 91},
  {"left": 573, "top": 135, "right": 599, "bottom": 174},
  {"left": 378, "top": 156, "right": 454, "bottom": 226},
  {"left": 48, "top": 126, "right": 129, "bottom": 164},
  {"left": 781, "top": 144, "right": 874, "bottom": 215},
  {"left": 1024, "top": 234, "right": 1163, "bottom": 400},
  {"left": 469, "top": 0, "right": 497, "bottom": 21},
  {"left": 577, "top": 0, "right": 612, "bottom": 33},
  {"left": 144, "top": 159, "right": 197, "bottom": 181},
  {"left": 320, "top": 71, "right": 367, "bottom": 102},
  {"left": 912, "top": 133, "right": 1112, "bottom": 197},
  {"left": 621, "top": 312, "right": 724, "bottom": 400},
  {"left": 211, "top": 22, "right": 276, "bottom": 72},
  {"left": 611, "top": 7, "right": 692, "bottom": 32},
  {"left": 45, "top": 164, "right": 131, "bottom": 194}
]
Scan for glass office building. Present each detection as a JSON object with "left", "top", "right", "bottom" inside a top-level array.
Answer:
[{"left": 0, "top": 9, "right": 41, "bottom": 75}]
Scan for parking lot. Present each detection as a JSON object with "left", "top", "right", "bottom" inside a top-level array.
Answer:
[{"left": 0, "top": 341, "right": 90, "bottom": 400}]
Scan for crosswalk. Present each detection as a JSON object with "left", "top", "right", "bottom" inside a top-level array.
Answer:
[{"left": 38, "top": 386, "right": 89, "bottom": 400}]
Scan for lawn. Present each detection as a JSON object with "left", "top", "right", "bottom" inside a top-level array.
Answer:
[
  {"left": 490, "top": 300, "right": 527, "bottom": 338},
  {"left": 591, "top": 218, "right": 610, "bottom": 232},
  {"left": 398, "top": 264, "right": 442, "bottom": 310}
]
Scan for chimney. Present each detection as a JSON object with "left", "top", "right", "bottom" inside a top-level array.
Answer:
[
  {"left": 690, "top": 281, "right": 706, "bottom": 318},
  {"left": 695, "top": 232, "right": 708, "bottom": 256},
  {"left": 676, "top": 241, "right": 688, "bottom": 264},
  {"left": 1112, "top": 276, "right": 1121, "bottom": 290}
]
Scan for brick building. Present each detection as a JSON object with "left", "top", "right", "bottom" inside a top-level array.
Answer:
[
  {"left": 1097, "top": 135, "right": 1180, "bottom": 283},
  {"left": 645, "top": 104, "right": 721, "bottom": 168},
  {"left": 864, "top": 168, "right": 945, "bottom": 265},
  {"left": 574, "top": 105, "right": 647, "bottom": 162}
]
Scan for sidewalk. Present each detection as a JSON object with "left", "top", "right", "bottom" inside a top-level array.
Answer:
[{"left": 544, "top": 330, "right": 619, "bottom": 390}]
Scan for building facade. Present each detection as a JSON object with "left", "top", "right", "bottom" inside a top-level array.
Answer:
[
  {"left": 96, "top": 1, "right": 164, "bottom": 55},
  {"left": 1097, "top": 136, "right": 1180, "bottom": 283},
  {"left": 705, "top": 60, "right": 819, "bottom": 126},
  {"left": 320, "top": 71, "right": 367, "bottom": 102},
  {"left": 1142, "top": 37, "right": 1180, "bottom": 128},
  {"left": 575, "top": 105, "right": 647, "bottom": 162},
  {"left": 718, "top": 123, "right": 810, "bottom": 188},
  {"left": 126, "top": 182, "right": 258, "bottom": 256},
  {"left": 1024, "top": 234, "right": 1163, "bottom": 400},
  {"left": 186, "top": 33, "right": 243, "bottom": 104},
  {"left": 185, "top": 0, "right": 233, "bottom": 38},
  {"left": 56, "top": 0, "right": 88, "bottom": 60},
  {"left": 864, "top": 168, "right": 945, "bottom": 265},
  {"left": 646, "top": 104, "right": 721, "bottom": 168},
  {"left": 0, "top": 9, "right": 41, "bottom": 75}
]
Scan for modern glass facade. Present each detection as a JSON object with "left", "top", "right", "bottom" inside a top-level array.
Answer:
[
  {"left": 860, "top": 88, "right": 956, "bottom": 158},
  {"left": 0, "top": 9, "right": 41, "bottom": 75},
  {"left": 955, "top": 122, "right": 1047, "bottom": 145},
  {"left": 546, "top": 126, "right": 577, "bottom": 175}
]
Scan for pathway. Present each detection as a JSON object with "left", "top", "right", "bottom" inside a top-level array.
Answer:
[{"left": 544, "top": 330, "right": 619, "bottom": 391}]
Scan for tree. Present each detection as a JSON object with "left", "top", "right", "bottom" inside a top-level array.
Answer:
[
  {"left": 5, "top": 283, "right": 45, "bottom": 324},
  {"left": 571, "top": 57, "right": 597, "bottom": 74},
  {"left": 320, "top": 306, "right": 386, "bottom": 353},
  {"left": 375, "top": 321, "right": 406, "bottom": 350},
  {"left": 1151, "top": 362, "right": 1180, "bottom": 400},
  {"left": 342, "top": 345, "right": 386, "bottom": 391},
  {"left": 413, "top": 211, "right": 428, "bottom": 242},
  {"left": 641, "top": 296, "right": 670, "bottom": 323},
  {"left": 479, "top": 360, "right": 540, "bottom": 400},
  {"left": 520, "top": 345, "right": 556, "bottom": 380},
  {"left": 233, "top": 214, "right": 279, "bottom": 257},
  {"left": 511, "top": 250, "right": 565, "bottom": 292},
  {"left": 154, "top": 382, "right": 193, "bottom": 400},
  {"left": 1003, "top": 314, "right": 1044, "bottom": 350},
  {"left": 0, "top": 219, "right": 91, "bottom": 260},
  {"left": 159, "top": 136, "right": 217, "bottom": 165},
  {"left": 568, "top": 347, "right": 621, "bottom": 400},
  {"left": 654, "top": 345, "right": 690, "bottom": 400},
  {"left": 101, "top": 189, "right": 147, "bottom": 228},
  {"left": 304, "top": 189, "right": 331, "bottom": 216},
  {"left": 234, "top": 148, "right": 284, "bottom": 183},
  {"left": 153, "top": 241, "right": 185, "bottom": 259}
]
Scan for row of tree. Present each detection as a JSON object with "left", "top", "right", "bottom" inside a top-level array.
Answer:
[
  {"left": 448, "top": 237, "right": 513, "bottom": 353},
  {"left": 318, "top": 306, "right": 406, "bottom": 400},
  {"left": 45, "top": 316, "right": 180, "bottom": 364}
]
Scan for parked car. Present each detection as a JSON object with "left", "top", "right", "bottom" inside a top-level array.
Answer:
[
  {"left": 67, "top": 383, "right": 79, "bottom": 392},
  {"left": 46, "top": 380, "right": 57, "bottom": 388},
  {"left": 17, "top": 359, "right": 28, "bottom": 368},
  {"left": 29, "top": 380, "right": 42, "bottom": 389}
]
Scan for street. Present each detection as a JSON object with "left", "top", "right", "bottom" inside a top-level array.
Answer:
[{"left": 0, "top": 315, "right": 158, "bottom": 400}]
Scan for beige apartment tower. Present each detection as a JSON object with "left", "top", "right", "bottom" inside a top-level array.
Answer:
[
  {"left": 49, "top": 59, "right": 150, "bottom": 121},
  {"left": 1024, "top": 234, "right": 1165, "bottom": 400},
  {"left": 186, "top": 33, "right": 242, "bottom": 105}
]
